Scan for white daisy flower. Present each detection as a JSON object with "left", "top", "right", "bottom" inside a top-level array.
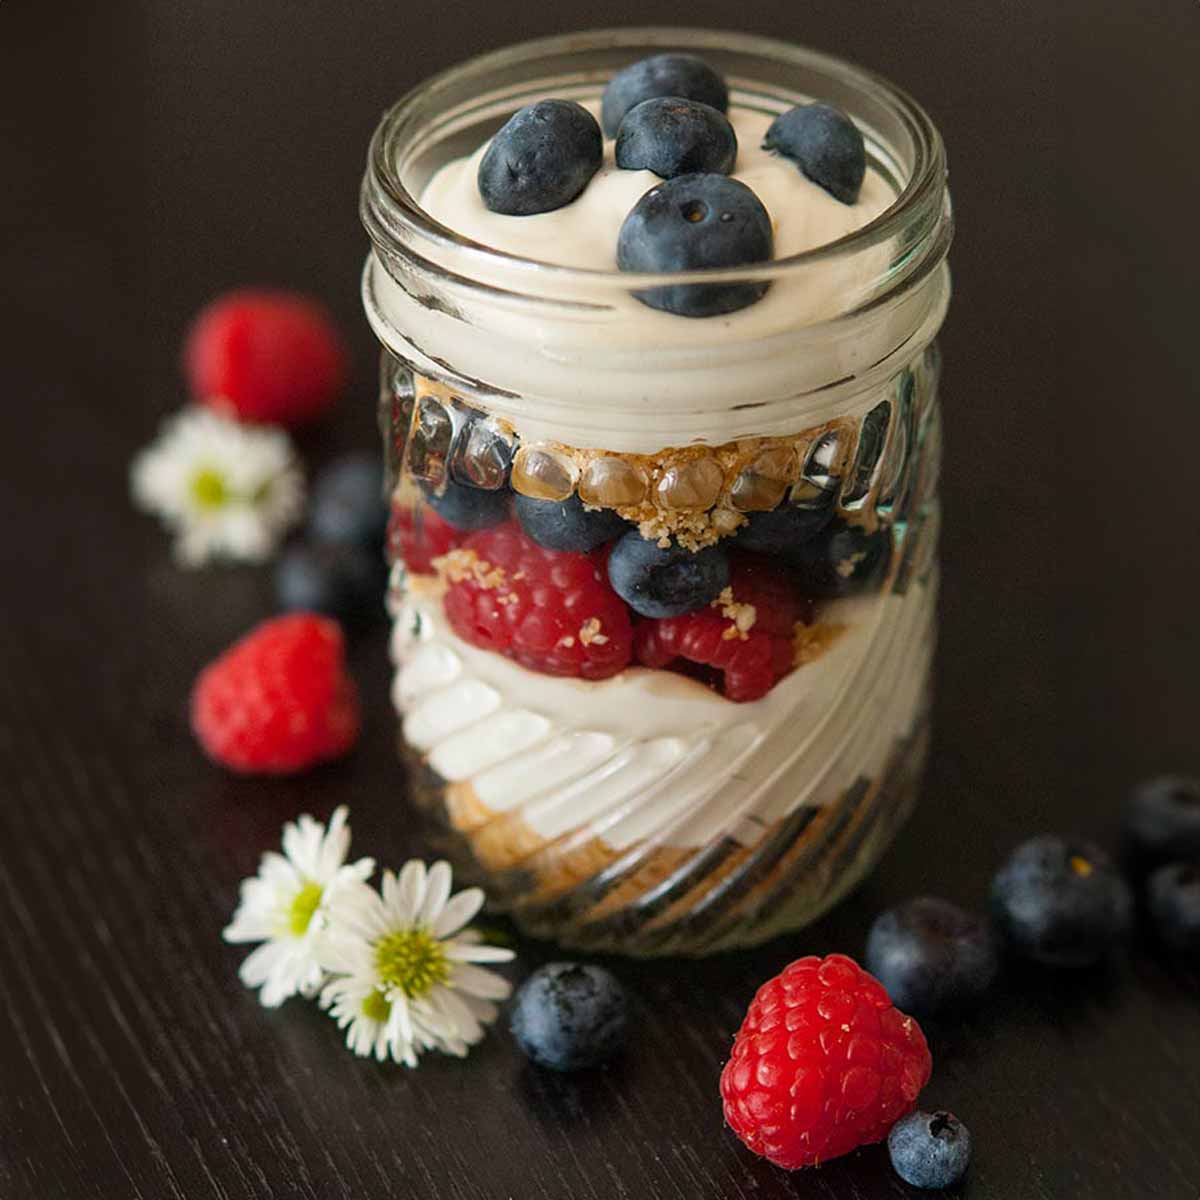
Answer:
[
  {"left": 223, "top": 806, "right": 374, "bottom": 1008},
  {"left": 316, "top": 859, "right": 515, "bottom": 1066},
  {"left": 131, "top": 406, "right": 304, "bottom": 566}
]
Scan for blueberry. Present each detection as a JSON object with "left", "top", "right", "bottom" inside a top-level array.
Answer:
[
  {"left": 424, "top": 479, "right": 510, "bottom": 531},
  {"left": 735, "top": 495, "right": 835, "bottom": 557},
  {"left": 763, "top": 103, "right": 866, "bottom": 205},
  {"left": 607, "top": 531, "right": 729, "bottom": 618},
  {"left": 509, "top": 962, "right": 628, "bottom": 1071},
  {"left": 990, "top": 835, "right": 1133, "bottom": 967},
  {"left": 865, "top": 897, "right": 999, "bottom": 1016},
  {"left": 788, "top": 520, "right": 891, "bottom": 597},
  {"left": 276, "top": 541, "right": 384, "bottom": 627},
  {"left": 615, "top": 98, "right": 737, "bottom": 179},
  {"left": 1147, "top": 863, "right": 1200, "bottom": 954},
  {"left": 617, "top": 174, "right": 773, "bottom": 317},
  {"left": 888, "top": 1111, "right": 972, "bottom": 1190},
  {"left": 601, "top": 53, "right": 728, "bottom": 138},
  {"left": 514, "top": 493, "right": 628, "bottom": 553},
  {"left": 478, "top": 99, "right": 602, "bottom": 216},
  {"left": 1123, "top": 775, "right": 1200, "bottom": 867},
  {"left": 308, "top": 453, "right": 387, "bottom": 549}
]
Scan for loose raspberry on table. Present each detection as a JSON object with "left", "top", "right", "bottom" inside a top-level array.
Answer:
[
  {"left": 720, "top": 953, "right": 932, "bottom": 1170},
  {"left": 191, "top": 613, "right": 360, "bottom": 774},
  {"left": 387, "top": 503, "right": 464, "bottom": 575},
  {"left": 184, "top": 289, "right": 348, "bottom": 427},
  {"left": 634, "top": 554, "right": 803, "bottom": 701},
  {"left": 439, "top": 522, "right": 633, "bottom": 681}
]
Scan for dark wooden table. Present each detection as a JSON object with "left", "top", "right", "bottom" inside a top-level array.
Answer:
[{"left": 3, "top": 2, "right": 1198, "bottom": 1197}]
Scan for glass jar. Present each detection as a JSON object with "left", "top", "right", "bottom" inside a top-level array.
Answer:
[{"left": 362, "top": 28, "right": 950, "bottom": 956}]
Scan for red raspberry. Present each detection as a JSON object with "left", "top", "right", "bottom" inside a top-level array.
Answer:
[
  {"left": 387, "top": 503, "right": 463, "bottom": 574},
  {"left": 634, "top": 554, "right": 801, "bottom": 701},
  {"left": 441, "top": 522, "right": 633, "bottom": 681},
  {"left": 720, "top": 954, "right": 932, "bottom": 1170},
  {"left": 184, "top": 289, "right": 347, "bottom": 426},
  {"left": 191, "top": 614, "right": 360, "bottom": 774}
]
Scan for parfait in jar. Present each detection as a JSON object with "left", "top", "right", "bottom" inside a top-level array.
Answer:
[{"left": 364, "top": 30, "right": 950, "bottom": 955}]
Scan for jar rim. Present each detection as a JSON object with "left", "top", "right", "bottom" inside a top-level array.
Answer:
[{"left": 363, "top": 26, "right": 948, "bottom": 294}]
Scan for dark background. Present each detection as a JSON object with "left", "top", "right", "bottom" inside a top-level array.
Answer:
[{"left": 2, "top": 1, "right": 1199, "bottom": 1197}]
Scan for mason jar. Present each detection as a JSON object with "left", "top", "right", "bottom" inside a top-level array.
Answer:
[{"left": 361, "top": 27, "right": 950, "bottom": 956}]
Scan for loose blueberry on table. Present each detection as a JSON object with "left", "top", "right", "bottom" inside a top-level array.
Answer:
[
  {"left": 275, "top": 540, "right": 384, "bottom": 628},
  {"left": 990, "top": 834, "right": 1133, "bottom": 967},
  {"left": 308, "top": 452, "right": 388, "bottom": 549},
  {"left": 509, "top": 962, "right": 628, "bottom": 1071},
  {"left": 1124, "top": 774, "right": 1200, "bottom": 867},
  {"left": 887, "top": 1110, "right": 972, "bottom": 1190},
  {"left": 866, "top": 895, "right": 1000, "bottom": 1016},
  {"left": 1146, "top": 862, "right": 1200, "bottom": 954}
]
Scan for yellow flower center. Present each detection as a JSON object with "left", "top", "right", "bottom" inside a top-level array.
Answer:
[
  {"left": 361, "top": 990, "right": 392, "bottom": 1023},
  {"left": 190, "top": 466, "right": 229, "bottom": 510},
  {"left": 288, "top": 881, "right": 324, "bottom": 936},
  {"left": 374, "top": 927, "right": 449, "bottom": 998}
]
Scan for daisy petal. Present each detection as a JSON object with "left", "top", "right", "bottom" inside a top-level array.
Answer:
[
  {"left": 450, "top": 962, "right": 512, "bottom": 1001},
  {"left": 418, "top": 860, "right": 453, "bottom": 926},
  {"left": 444, "top": 941, "right": 516, "bottom": 964},
  {"left": 393, "top": 860, "right": 427, "bottom": 925},
  {"left": 432, "top": 887, "right": 485, "bottom": 938}
]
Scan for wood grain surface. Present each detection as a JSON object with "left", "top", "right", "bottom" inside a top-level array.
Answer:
[{"left": 2, "top": 2, "right": 1198, "bottom": 1197}]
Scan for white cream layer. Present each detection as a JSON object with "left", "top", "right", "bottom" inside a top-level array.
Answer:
[
  {"left": 421, "top": 105, "right": 893, "bottom": 280},
  {"left": 363, "top": 100, "right": 941, "bottom": 453},
  {"left": 390, "top": 575, "right": 934, "bottom": 852}
]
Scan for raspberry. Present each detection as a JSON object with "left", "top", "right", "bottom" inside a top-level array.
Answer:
[
  {"left": 184, "top": 290, "right": 347, "bottom": 426},
  {"left": 191, "top": 613, "right": 360, "bottom": 774},
  {"left": 440, "top": 522, "right": 633, "bottom": 681},
  {"left": 720, "top": 954, "right": 932, "bottom": 1170},
  {"left": 634, "top": 554, "right": 801, "bottom": 701},
  {"left": 387, "top": 503, "right": 463, "bottom": 574}
]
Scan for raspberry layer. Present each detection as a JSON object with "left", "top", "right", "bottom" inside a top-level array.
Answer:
[{"left": 389, "top": 570, "right": 934, "bottom": 852}]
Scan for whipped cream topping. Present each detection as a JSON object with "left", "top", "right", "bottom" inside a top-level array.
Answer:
[
  {"left": 363, "top": 99, "right": 939, "bottom": 453},
  {"left": 420, "top": 105, "right": 893, "bottom": 277},
  {"left": 390, "top": 573, "right": 934, "bottom": 851}
]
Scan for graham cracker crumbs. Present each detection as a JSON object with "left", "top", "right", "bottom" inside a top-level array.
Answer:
[
  {"left": 632, "top": 510, "right": 743, "bottom": 551},
  {"left": 433, "top": 548, "right": 506, "bottom": 591},
  {"left": 793, "top": 621, "right": 849, "bottom": 668},
  {"left": 578, "top": 618, "right": 608, "bottom": 646},
  {"left": 712, "top": 587, "right": 757, "bottom": 641}
]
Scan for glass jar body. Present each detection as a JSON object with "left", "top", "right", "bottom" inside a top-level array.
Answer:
[{"left": 364, "top": 29, "right": 950, "bottom": 955}]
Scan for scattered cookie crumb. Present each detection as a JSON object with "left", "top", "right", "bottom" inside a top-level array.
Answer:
[
  {"left": 711, "top": 587, "right": 757, "bottom": 640},
  {"left": 433, "top": 548, "right": 506, "bottom": 591}
]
